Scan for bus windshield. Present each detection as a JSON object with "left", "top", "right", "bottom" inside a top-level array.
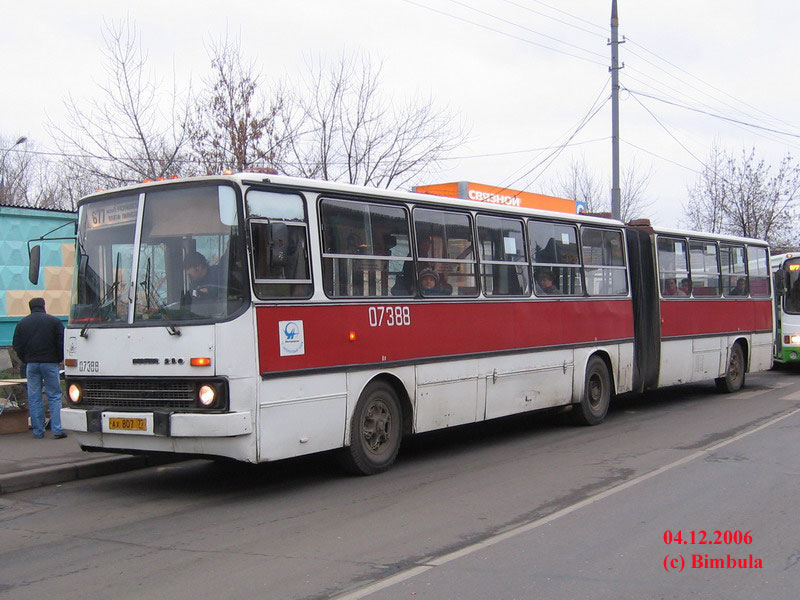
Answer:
[
  {"left": 71, "top": 183, "right": 246, "bottom": 326},
  {"left": 784, "top": 258, "right": 800, "bottom": 314}
]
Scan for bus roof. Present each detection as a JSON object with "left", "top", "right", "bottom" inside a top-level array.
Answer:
[
  {"left": 77, "top": 172, "right": 771, "bottom": 245},
  {"left": 77, "top": 172, "right": 626, "bottom": 228}
]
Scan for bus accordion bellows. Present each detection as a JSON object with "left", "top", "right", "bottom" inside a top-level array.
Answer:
[{"left": 50, "top": 174, "right": 774, "bottom": 474}]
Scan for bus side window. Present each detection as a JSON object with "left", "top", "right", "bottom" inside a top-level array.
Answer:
[
  {"left": 477, "top": 215, "right": 529, "bottom": 296},
  {"left": 657, "top": 236, "right": 689, "bottom": 298},
  {"left": 747, "top": 246, "right": 771, "bottom": 297},
  {"left": 247, "top": 189, "right": 313, "bottom": 299},
  {"left": 689, "top": 240, "right": 720, "bottom": 296},
  {"left": 320, "top": 198, "right": 413, "bottom": 298},
  {"left": 581, "top": 227, "right": 627, "bottom": 296},
  {"left": 413, "top": 208, "right": 478, "bottom": 297},
  {"left": 528, "top": 220, "right": 582, "bottom": 296},
  {"left": 720, "top": 244, "right": 747, "bottom": 297},
  {"left": 250, "top": 221, "right": 312, "bottom": 298}
]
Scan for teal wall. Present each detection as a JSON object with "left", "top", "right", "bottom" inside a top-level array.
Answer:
[{"left": 0, "top": 206, "right": 76, "bottom": 346}]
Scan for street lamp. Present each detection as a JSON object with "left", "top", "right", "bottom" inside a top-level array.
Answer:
[{"left": 0, "top": 136, "right": 29, "bottom": 194}]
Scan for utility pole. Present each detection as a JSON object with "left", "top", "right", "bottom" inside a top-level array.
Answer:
[{"left": 610, "top": 0, "right": 622, "bottom": 220}]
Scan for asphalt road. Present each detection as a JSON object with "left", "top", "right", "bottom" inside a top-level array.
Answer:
[{"left": 1, "top": 369, "right": 799, "bottom": 600}]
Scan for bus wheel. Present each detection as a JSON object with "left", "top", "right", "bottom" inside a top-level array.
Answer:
[
  {"left": 573, "top": 356, "right": 611, "bottom": 426},
  {"left": 340, "top": 382, "right": 403, "bottom": 475},
  {"left": 716, "top": 343, "right": 745, "bottom": 393}
]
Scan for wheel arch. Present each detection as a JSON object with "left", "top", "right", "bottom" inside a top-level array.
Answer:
[
  {"left": 578, "top": 349, "right": 617, "bottom": 401},
  {"left": 360, "top": 373, "right": 414, "bottom": 436},
  {"left": 735, "top": 337, "right": 750, "bottom": 372}
]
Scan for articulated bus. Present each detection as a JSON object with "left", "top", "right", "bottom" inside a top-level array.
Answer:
[
  {"left": 771, "top": 252, "right": 800, "bottom": 364},
  {"left": 47, "top": 174, "right": 773, "bottom": 474}
]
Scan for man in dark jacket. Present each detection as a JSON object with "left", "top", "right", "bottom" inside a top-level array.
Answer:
[{"left": 12, "top": 298, "right": 67, "bottom": 439}]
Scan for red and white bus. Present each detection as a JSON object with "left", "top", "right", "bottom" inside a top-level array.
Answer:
[{"left": 48, "top": 174, "right": 773, "bottom": 474}]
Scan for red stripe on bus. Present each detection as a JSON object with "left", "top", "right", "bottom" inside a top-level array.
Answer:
[
  {"left": 660, "top": 299, "right": 772, "bottom": 338},
  {"left": 257, "top": 300, "right": 635, "bottom": 373}
]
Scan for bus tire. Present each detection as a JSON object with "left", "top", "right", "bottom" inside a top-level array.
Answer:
[
  {"left": 716, "top": 343, "right": 745, "bottom": 393},
  {"left": 573, "top": 356, "right": 611, "bottom": 426},
  {"left": 339, "top": 382, "right": 403, "bottom": 475}
]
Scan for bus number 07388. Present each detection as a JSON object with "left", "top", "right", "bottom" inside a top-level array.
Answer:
[{"left": 368, "top": 306, "right": 411, "bottom": 327}]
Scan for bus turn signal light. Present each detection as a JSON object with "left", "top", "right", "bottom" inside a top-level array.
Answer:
[
  {"left": 349, "top": 331, "right": 357, "bottom": 342},
  {"left": 191, "top": 357, "right": 212, "bottom": 367}
]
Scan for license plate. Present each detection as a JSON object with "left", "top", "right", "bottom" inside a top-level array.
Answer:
[{"left": 108, "top": 417, "right": 147, "bottom": 431}]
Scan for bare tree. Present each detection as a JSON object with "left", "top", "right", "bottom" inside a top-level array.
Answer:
[
  {"left": 0, "top": 135, "right": 36, "bottom": 206},
  {"left": 619, "top": 157, "right": 654, "bottom": 222},
  {"left": 189, "top": 35, "right": 291, "bottom": 174},
  {"left": 685, "top": 144, "right": 800, "bottom": 248},
  {"left": 0, "top": 137, "right": 77, "bottom": 210},
  {"left": 50, "top": 19, "right": 192, "bottom": 188},
  {"left": 550, "top": 154, "right": 653, "bottom": 220},
  {"left": 550, "top": 155, "right": 605, "bottom": 213},
  {"left": 285, "top": 53, "right": 466, "bottom": 189}
]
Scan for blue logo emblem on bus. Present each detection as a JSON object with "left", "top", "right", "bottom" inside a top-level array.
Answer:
[
  {"left": 284, "top": 322, "right": 299, "bottom": 340},
  {"left": 279, "top": 320, "right": 305, "bottom": 356}
]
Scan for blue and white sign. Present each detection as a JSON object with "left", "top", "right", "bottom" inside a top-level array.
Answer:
[{"left": 279, "top": 320, "right": 305, "bottom": 356}]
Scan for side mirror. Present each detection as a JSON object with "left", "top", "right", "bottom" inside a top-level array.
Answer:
[
  {"left": 268, "top": 222, "right": 289, "bottom": 268},
  {"left": 28, "top": 245, "right": 41, "bottom": 285}
]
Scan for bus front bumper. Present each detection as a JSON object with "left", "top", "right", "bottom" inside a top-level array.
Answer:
[{"left": 62, "top": 408, "right": 253, "bottom": 437}]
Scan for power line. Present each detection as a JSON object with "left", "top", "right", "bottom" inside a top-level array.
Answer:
[
  {"left": 501, "top": 78, "right": 611, "bottom": 192},
  {"left": 620, "top": 138, "right": 700, "bottom": 174},
  {"left": 445, "top": 0, "right": 607, "bottom": 61},
  {"left": 627, "top": 90, "right": 800, "bottom": 140},
  {"left": 527, "top": 0, "right": 608, "bottom": 35},
  {"left": 449, "top": 136, "right": 610, "bottom": 160},
  {"left": 625, "top": 36, "right": 800, "bottom": 131},
  {"left": 626, "top": 89, "right": 706, "bottom": 167},
  {"left": 399, "top": 0, "right": 607, "bottom": 66},
  {"left": 499, "top": 0, "right": 607, "bottom": 39}
]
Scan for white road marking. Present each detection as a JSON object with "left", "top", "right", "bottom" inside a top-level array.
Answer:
[{"left": 334, "top": 406, "right": 800, "bottom": 600}]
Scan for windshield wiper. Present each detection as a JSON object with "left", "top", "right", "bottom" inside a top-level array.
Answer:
[
  {"left": 139, "top": 257, "right": 181, "bottom": 336},
  {"left": 80, "top": 252, "right": 122, "bottom": 338}
]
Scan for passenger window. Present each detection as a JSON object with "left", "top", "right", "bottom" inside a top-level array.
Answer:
[
  {"left": 320, "top": 198, "right": 412, "bottom": 298},
  {"left": 720, "top": 244, "right": 748, "bottom": 297},
  {"left": 747, "top": 246, "right": 770, "bottom": 298},
  {"left": 477, "top": 215, "right": 529, "bottom": 296},
  {"left": 581, "top": 227, "right": 627, "bottom": 296},
  {"left": 657, "top": 236, "right": 690, "bottom": 298},
  {"left": 413, "top": 208, "right": 477, "bottom": 297},
  {"left": 528, "top": 220, "right": 582, "bottom": 296},
  {"left": 247, "top": 190, "right": 312, "bottom": 299},
  {"left": 689, "top": 240, "right": 720, "bottom": 296}
]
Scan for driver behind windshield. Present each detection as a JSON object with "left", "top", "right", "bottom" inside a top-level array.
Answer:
[{"left": 183, "top": 251, "right": 222, "bottom": 298}]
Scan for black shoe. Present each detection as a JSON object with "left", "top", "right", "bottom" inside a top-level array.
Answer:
[{"left": 53, "top": 432, "right": 68, "bottom": 439}]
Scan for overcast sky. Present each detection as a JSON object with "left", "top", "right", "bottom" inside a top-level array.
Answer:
[{"left": 2, "top": 1, "right": 798, "bottom": 227}]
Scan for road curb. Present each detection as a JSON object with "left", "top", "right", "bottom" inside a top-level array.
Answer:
[{"left": 0, "top": 455, "right": 178, "bottom": 494}]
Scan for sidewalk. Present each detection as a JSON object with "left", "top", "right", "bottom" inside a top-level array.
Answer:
[{"left": 0, "top": 430, "right": 175, "bottom": 494}]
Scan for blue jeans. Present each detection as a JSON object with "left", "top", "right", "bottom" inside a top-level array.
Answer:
[{"left": 26, "top": 363, "right": 63, "bottom": 437}]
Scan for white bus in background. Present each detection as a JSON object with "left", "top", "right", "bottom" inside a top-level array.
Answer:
[{"left": 771, "top": 252, "right": 800, "bottom": 364}]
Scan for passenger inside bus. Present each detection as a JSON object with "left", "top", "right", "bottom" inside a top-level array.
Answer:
[
  {"left": 418, "top": 268, "right": 452, "bottom": 296},
  {"left": 729, "top": 277, "right": 748, "bottom": 296},
  {"left": 662, "top": 278, "right": 685, "bottom": 297},
  {"left": 535, "top": 269, "right": 561, "bottom": 295},
  {"left": 679, "top": 278, "right": 692, "bottom": 296}
]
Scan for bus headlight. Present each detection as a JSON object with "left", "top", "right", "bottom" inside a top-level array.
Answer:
[
  {"left": 790, "top": 335, "right": 800, "bottom": 345},
  {"left": 198, "top": 385, "right": 217, "bottom": 407},
  {"left": 68, "top": 384, "right": 82, "bottom": 404}
]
